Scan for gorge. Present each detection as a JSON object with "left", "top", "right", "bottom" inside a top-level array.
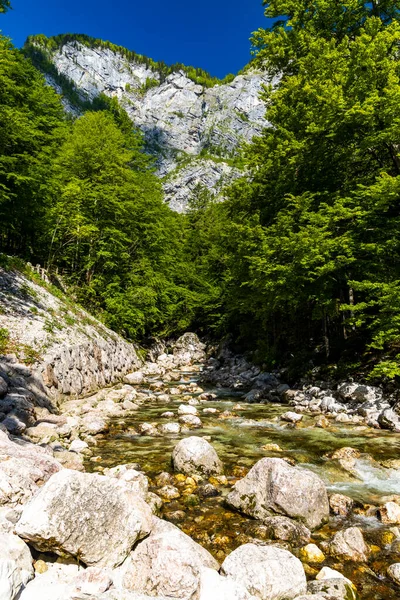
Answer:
[{"left": 2, "top": 1, "right": 400, "bottom": 599}]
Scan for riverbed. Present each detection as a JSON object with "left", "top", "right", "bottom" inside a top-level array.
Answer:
[{"left": 87, "top": 367, "right": 400, "bottom": 600}]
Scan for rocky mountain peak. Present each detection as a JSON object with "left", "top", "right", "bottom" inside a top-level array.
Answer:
[{"left": 26, "top": 35, "right": 274, "bottom": 212}]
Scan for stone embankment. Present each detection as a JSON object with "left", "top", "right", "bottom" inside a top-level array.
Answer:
[
  {"left": 1, "top": 331, "right": 379, "bottom": 600},
  {"left": 0, "top": 264, "right": 142, "bottom": 407}
]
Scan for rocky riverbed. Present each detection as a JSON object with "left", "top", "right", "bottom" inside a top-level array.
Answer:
[{"left": 1, "top": 333, "right": 400, "bottom": 599}]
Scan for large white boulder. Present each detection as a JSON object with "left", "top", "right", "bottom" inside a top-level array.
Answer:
[
  {"left": 221, "top": 543, "right": 307, "bottom": 600},
  {"left": 171, "top": 436, "right": 223, "bottom": 476},
  {"left": 0, "top": 533, "right": 34, "bottom": 600},
  {"left": 0, "top": 430, "right": 62, "bottom": 508},
  {"left": 16, "top": 470, "right": 152, "bottom": 568},
  {"left": 117, "top": 517, "right": 219, "bottom": 599},
  {"left": 226, "top": 458, "right": 329, "bottom": 529},
  {"left": 199, "top": 568, "right": 257, "bottom": 600}
]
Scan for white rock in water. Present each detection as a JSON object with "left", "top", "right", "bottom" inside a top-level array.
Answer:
[
  {"left": 221, "top": 543, "right": 307, "bottom": 600},
  {"left": 124, "top": 371, "right": 144, "bottom": 385},
  {"left": 387, "top": 563, "right": 400, "bottom": 585},
  {"left": 117, "top": 517, "right": 219, "bottom": 599},
  {"left": 0, "top": 533, "right": 34, "bottom": 600},
  {"left": 69, "top": 439, "right": 88, "bottom": 453},
  {"left": 172, "top": 436, "right": 223, "bottom": 476},
  {"left": 328, "top": 527, "right": 369, "bottom": 562},
  {"left": 178, "top": 404, "right": 198, "bottom": 416},
  {"left": 226, "top": 457, "right": 329, "bottom": 529},
  {"left": 16, "top": 469, "right": 152, "bottom": 567}
]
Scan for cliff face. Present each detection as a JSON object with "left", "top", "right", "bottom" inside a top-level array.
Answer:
[
  {"left": 29, "top": 38, "right": 273, "bottom": 212},
  {"left": 0, "top": 262, "right": 141, "bottom": 402}
]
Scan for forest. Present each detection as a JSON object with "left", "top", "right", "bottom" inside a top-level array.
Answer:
[{"left": 1, "top": 0, "right": 400, "bottom": 382}]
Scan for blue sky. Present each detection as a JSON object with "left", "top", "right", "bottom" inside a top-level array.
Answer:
[{"left": 1, "top": 0, "right": 273, "bottom": 78}]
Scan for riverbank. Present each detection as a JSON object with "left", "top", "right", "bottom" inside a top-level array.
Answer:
[{"left": 1, "top": 333, "right": 400, "bottom": 599}]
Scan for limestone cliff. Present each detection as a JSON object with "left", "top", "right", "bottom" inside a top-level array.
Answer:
[{"left": 25, "top": 35, "right": 274, "bottom": 212}]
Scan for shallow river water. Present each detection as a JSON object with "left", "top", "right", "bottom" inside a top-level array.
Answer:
[{"left": 86, "top": 368, "right": 400, "bottom": 600}]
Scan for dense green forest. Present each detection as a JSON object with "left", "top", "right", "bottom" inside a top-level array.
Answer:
[{"left": 2, "top": 0, "right": 400, "bottom": 382}]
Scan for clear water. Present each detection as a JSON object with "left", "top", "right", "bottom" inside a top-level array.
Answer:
[{"left": 86, "top": 372, "right": 400, "bottom": 600}]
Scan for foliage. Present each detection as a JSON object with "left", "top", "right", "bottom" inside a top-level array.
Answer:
[
  {"left": 0, "top": 0, "right": 10, "bottom": 13},
  {"left": 0, "top": 35, "right": 66, "bottom": 257},
  {"left": 188, "top": 0, "right": 400, "bottom": 379}
]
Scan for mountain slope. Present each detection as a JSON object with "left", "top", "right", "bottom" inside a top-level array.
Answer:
[{"left": 25, "top": 35, "right": 273, "bottom": 212}]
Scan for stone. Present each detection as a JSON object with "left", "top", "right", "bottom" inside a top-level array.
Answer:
[
  {"left": 124, "top": 372, "right": 144, "bottom": 385},
  {"left": 104, "top": 465, "right": 149, "bottom": 498},
  {"left": 74, "top": 567, "right": 112, "bottom": 594},
  {"left": 226, "top": 458, "right": 329, "bottom": 529},
  {"left": 139, "top": 423, "right": 160, "bottom": 436},
  {"left": 387, "top": 563, "right": 400, "bottom": 586},
  {"left": 281, "top": 411, "right": 303, "bottom": 423},
  {"left": 329, "top": 493, "right": 354, "bottom": 517},
  {"left": 221, "top": 543, "right": 307, "bottom": 600},
  {"left": 69, "top": 439, "right": 89, "bottom": 453},
  {"left": 307, "top": 578, "right": 356, "bottom": 599},
  {"left": 118, "top": 517, "right": 219, "bottom": 598},
  {"left": 81, "top": 413, "right": 109, "bottom": 435},
  {"left": 158, "top": 485, "right": 180, "bottom": 500},
  {"left": 337, "top": 382, "right": 381, "bottom": 404},
  {"left": 262, "top": 516, "right": 311, "bottom": 546},
  {"left": 172, "top": 436, "right": 223, "bottom": 476},
  {"left": 0, "top": 377, "right": 7, "bottom": 398},
  {"left": 199, "top": 568, "right": 257, "bottom": 600},
  {"left": 178, "top": 404, "right": 198, "bottom": 416},
  {"left": 315, "top": 567, "right": 351, "bottom": 583},
  {"left": 0, "top": 430, "right": 62, "bottom": 507},
  {"left": 299, "top": 544, "right": 325, "bottom": 563},
  {"left": 379, "top": 501, "right": 400, "bottom": 525},
  {"left": 328, "top": 527, "right": 369, "bottom": 562},
  {"left": 18, "top": 561, "right": 79, "bottom": 600},
  {"left": 159, "top": 422, "right": 181, "bottom": 434},
  {"left": 378, "top": 409, "right": 400, "bottom": 432},
  {"left": 1, "top": 414, "right": 26, "bottom": 435},
  {"left": 16, "top": 469, "right": 152, "bottom": 568},
  {"left": 179, "top": 415, "right": 202, "bottom": 428},
  {"left": 0, "top": 533, "right": 34, "bottom": 600}
]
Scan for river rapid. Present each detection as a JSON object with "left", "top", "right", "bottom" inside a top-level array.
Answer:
[{"left": 87, "top": 365, "right": 400, "bottom": 600}]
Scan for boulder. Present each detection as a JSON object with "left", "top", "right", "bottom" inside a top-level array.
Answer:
[
  {"left": 0, "top": 533, "right": 34, "bottom": 600},
  {"left": 0, "top": 430, "right": 62, "bottom": 507},
  {"left": 299, "top": 544, "right": 325, "bottom": 563},
  {"left": 221, "top": 543, "right": 306, "bottom": 600},
  {"left": 387, "top": 563, "right": 400, "bottom": 586},
  {"left": 307, "top": 578, "right": 356, "bottom": 599},
  {"left": 0, "top": 376, "right": 8, "bottom": 398},
  {"left": 329, "top": 493, "right": 354, "bottom": 517},
  {"left": 81, "top": 413, "right": 109, "bottom": 435},
  {"left": 199, "top": 568, "right": 257, "bottom": 600},
  {"left": 118, "top": 517, "right": 219, "bottom": 599},
  {"left": 18, "top": 561, "right": 79, "bottom": 600},
  {"left": 337, "top": 382, "right": 381, "bottom": 404},
  {"left": 262, "top": 516, "right": 311, "bottom": 546},
  {"left": 159, "top": 422, "right": 181, "bottom": 435},
  {"left": 328, "top": 527, "right": 369, "bottom": 562},
  {"left": 172, "top": 437, "right": 223, "bottom": 476},
  {"left": 178, "top": 405, "right": 198, "bottom": 416},
  {"left": 379, "top": 502, "right": 400, "bottom": 525},
  {"left": 378, "top": 409, "right": 400, "bottom": 432},
  {"left": 281, "top": 412, "right": 303, "bottom": 423},
  {"left": 226, "top": 458, "right": 329, "bottom": 529},
  {"left": 179, "top": 415, "right": 202, "bottom": 428},
  {"left": 16, "top": 469, "right": 152, "bottom": 568},
  {"left": 124, "top": 372, "right": 144, "bottom": 385}
]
